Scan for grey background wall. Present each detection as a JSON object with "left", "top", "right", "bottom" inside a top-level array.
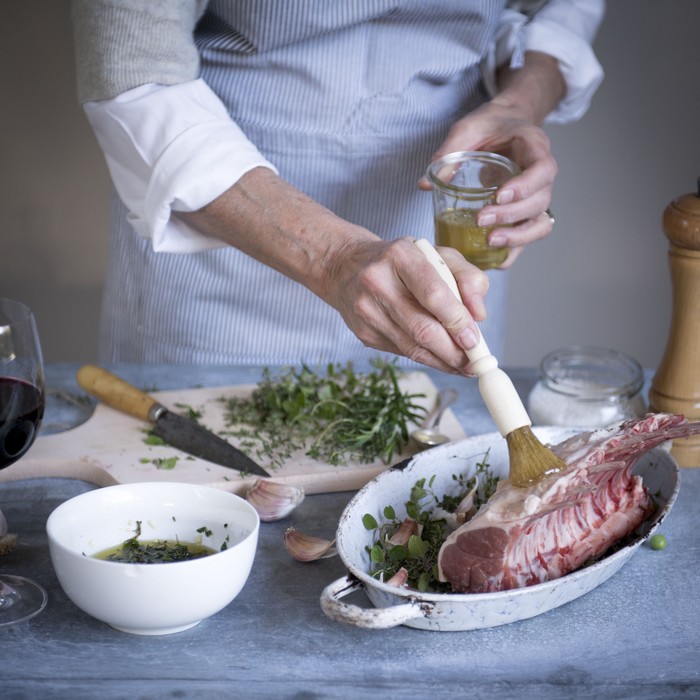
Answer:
[{"left": 1, "top": 1, "right": 698, "bottom": 370}]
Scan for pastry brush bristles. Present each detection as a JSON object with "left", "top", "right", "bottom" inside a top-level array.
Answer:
[{"left": 506, "top": 425, "right": 567, "bottom": 488}]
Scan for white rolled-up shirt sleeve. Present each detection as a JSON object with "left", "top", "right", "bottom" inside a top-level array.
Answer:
[
  {"left": 483, "top": 0, "right": 606, "bottom": 124},
  {"left": 84, "top": 78, "right": 278, "bottom": 253}
]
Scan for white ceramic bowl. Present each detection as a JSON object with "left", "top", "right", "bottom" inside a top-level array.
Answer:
[{"left": 46, "top": 482, "right": 259, "bottom": 635}]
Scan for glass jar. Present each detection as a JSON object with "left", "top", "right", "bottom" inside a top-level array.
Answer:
[
  {"left": 528, "top": 346, "right": 646, "bottom": 428},
  {"left": 427, "top": 151, "right": 520, "bottom": 270}
]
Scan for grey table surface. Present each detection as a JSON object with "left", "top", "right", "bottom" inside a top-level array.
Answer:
[{"left": 1, "top": 363, "right": 699, "bottom": 700}]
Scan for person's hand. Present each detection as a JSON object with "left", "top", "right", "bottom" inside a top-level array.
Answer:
[
  {"left": 318, "top": 236, "right": 489, "bottom": 375},
  {"left": 419, "top": 101, "right": 557, "bottom": 268},
  {"left": 418, "top": 51, "right": 565, "bottom": 268},
  {"left": 181, "top": 168, "right": 489, "bottom": 375}
]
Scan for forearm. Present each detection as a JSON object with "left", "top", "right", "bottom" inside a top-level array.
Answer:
[
  {"left": 493, "top": 51, "right": 566, "bottom": 126},
  {"left": 180, "top": 166, "right": 489, "bottom": 373},
  {"left": 178, "top": 167, "right": 377, "bottom": 302}
]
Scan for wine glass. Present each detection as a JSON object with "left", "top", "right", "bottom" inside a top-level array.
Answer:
[{"left": 0, "top": 298, "right": 48, "bottom": 626}]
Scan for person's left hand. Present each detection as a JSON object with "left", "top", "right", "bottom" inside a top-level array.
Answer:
[
  {"left": 419, "top": 52, "right": 564, "bottom": 268},
  {"left": 419, "top": 100, "right": 556, "bottom": 268}
]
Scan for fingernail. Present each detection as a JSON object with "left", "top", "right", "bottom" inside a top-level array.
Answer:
[
  {"left": 470, "top": 296, "right": 487, "bottom": 321},
  {"left": 478, "top": 213, "right": 496, "bottom": 227},
  {"left": 457, "top": 324, "right": 479, "bottom": 350},
  {"left": 497, "top": 189, "right": 514, "bottom": 204},
  {"left": 489, "top": 233, "right": 507, "bottom": 247}
]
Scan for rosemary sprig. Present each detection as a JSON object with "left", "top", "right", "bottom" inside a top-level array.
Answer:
[{"left": 222, "top": 359, "right": 426, "bottom": 469}]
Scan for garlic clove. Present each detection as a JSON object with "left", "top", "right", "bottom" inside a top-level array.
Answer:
[
  {"left": 284, "top": 527, "right": 336, "bottom": 562},
  {"left": 386, "top": 567, "right": 409, "bottom": 588},
  {"left": 386, "top": 518, "right": 418, "bottom": 547},
  {"left": 431, "top": 476, "right": 480, "bottom": 530},
  {"left": 246, "top": 479, "right": 305, "bottom": 522},
  {"left": 454, "top": 476, "right": 479, "bottom": 525}
]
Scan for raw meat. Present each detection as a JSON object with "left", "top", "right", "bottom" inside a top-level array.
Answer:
[{"left": 438, "top": 413, "right": 700, "bottom": 593}]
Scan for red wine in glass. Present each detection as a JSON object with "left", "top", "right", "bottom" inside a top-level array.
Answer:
[
  {"left": 0, "top": 299, "right": 48, "bottom": 626},
  {"left": 0, "top": 378, "right": 44, "bottom": 468}
]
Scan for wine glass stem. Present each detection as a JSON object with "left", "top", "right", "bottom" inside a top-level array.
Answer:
[{"left": 0, "top": 579, "right": 18, "bottom": 608}]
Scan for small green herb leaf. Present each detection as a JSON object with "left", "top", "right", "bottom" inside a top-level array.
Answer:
[
  {"left": 144, "top": 434, "right": 165, "bottom": 446},
  {"left": 153, "top": 457, "right": 179, "bottom": 470},
  {"left": 370, "top": 544, "right": 385, "bottom": 563},
  {"left": 362, "top": 513, "right": 379, "bottom": 530}
]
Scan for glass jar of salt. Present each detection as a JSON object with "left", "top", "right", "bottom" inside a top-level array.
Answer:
[{"left": 528, "top": 346, "right": 646, "bottom": 428}]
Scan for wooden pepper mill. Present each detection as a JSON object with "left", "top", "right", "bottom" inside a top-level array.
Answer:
[{"left": 648, "top": 178, "right": 700, "bottom": 466}]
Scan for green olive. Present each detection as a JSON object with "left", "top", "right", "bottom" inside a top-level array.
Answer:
[{"left": 649, "top": 534, "right": 668, "bottom": 551}]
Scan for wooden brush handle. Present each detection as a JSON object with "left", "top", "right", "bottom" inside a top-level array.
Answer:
[
  {"left": 414, "top": 239, "right": 530, "bottom": 436},
  {"left": 76, "top": 364, "right": 162, "bottom": 423}
]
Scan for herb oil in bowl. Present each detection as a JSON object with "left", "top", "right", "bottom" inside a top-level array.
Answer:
[{"left": 93, "top": 521, "right": 217, "bottom": 564}]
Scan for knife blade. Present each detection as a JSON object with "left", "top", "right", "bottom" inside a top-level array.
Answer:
[{"left": 76, "top": 365, "right": 270, "bottom": 477}]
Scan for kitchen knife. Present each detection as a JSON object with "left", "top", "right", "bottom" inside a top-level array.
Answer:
[{"left": 76, "top": 365, "right": 270, "bottom": 477}]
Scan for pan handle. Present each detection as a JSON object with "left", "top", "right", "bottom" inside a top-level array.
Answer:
[{"left": 320, "top": 575, "right": 433, "bottom": 629}]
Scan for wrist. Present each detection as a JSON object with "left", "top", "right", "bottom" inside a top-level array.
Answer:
[{"left": 493, "top": 51, "right": 566, "bottom": 125}]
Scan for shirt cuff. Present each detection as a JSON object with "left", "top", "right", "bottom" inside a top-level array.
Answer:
[
  {"left": 84, "top": 79, "right": 278, "bottom": 253},
  {"left": 523, "top": 18, "right": 604, "bottom": 124},
  {"left": 482, "top": 5, "right": 604, "bottom": 124}
]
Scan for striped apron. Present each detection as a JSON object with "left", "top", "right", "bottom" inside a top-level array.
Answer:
[{"left": 100, "top": 0, "right": 510, "bottom": 366}]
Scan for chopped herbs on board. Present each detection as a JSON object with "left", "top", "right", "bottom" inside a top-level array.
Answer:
[
  {"left": 363, "top": 452, "right": 497, "bottom": 593},
  {"left": 222, "top": 359, "right": 427, "bottom": 469}
]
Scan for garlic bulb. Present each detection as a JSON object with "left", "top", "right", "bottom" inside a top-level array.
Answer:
[
  {"left": 246, "top": 479, "right": 305, "bottom": 522},
  {"left": 284, "top": 527, "right": 336, "bottom": 562}
]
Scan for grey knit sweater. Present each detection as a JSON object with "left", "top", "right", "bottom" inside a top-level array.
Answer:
[{"left": 71, "top": 0, "right": 208, "bottom": 103}]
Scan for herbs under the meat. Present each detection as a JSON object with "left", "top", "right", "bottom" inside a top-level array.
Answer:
[
  {"left": 363, "top": 452, "right": 497, "bottom": 593},
  {"left": 222, "top": 359, "right": 426, "bottom": 469}
]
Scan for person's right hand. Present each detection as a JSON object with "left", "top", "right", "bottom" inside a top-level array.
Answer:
[
  {"left": 181, "top": 167, "right": 489, "bottom": 375},
  {"left": 318, "top": 236, "right": 489, "bottom": 375}
]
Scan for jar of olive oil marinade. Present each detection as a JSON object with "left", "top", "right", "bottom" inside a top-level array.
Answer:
[
  {"left": 427, "top": 151, "right": 520, "bottom": 270},
  {"left": 528, "top": 346, "right": 646, "bottom": 428}
]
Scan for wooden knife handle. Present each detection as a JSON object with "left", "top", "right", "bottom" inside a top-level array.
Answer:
[{"left": 76, "top": 365, "right": 161, "bottom": 423}]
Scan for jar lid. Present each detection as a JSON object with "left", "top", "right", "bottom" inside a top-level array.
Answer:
[{"left": 540, "top": 346, "right": 644, "bottom": 401}]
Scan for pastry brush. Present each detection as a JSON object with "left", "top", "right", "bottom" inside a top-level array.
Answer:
[{"left": 414, "top": 238, "right": 566, "bottom": 487}]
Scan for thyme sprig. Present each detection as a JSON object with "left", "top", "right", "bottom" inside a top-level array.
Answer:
[{"left": 222, "top": 359, "right": 426, "bottom": 469}]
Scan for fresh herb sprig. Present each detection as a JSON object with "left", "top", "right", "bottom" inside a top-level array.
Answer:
[
  {"left": 437, "top": 451, "right": 498, "bottom": 512},
  {"left": 222, "top": 359, "right": 426, "bottom": 469},
  {"left": 363, "top": 477, "right": 452, "bottom": 593},
  {"left": 363, "top": 452, "right": 497, "bottom": 593}
]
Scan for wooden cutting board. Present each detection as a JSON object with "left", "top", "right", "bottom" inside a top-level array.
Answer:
[{"left": 0, "top": 372, "right": 465, "bottom": 495}]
